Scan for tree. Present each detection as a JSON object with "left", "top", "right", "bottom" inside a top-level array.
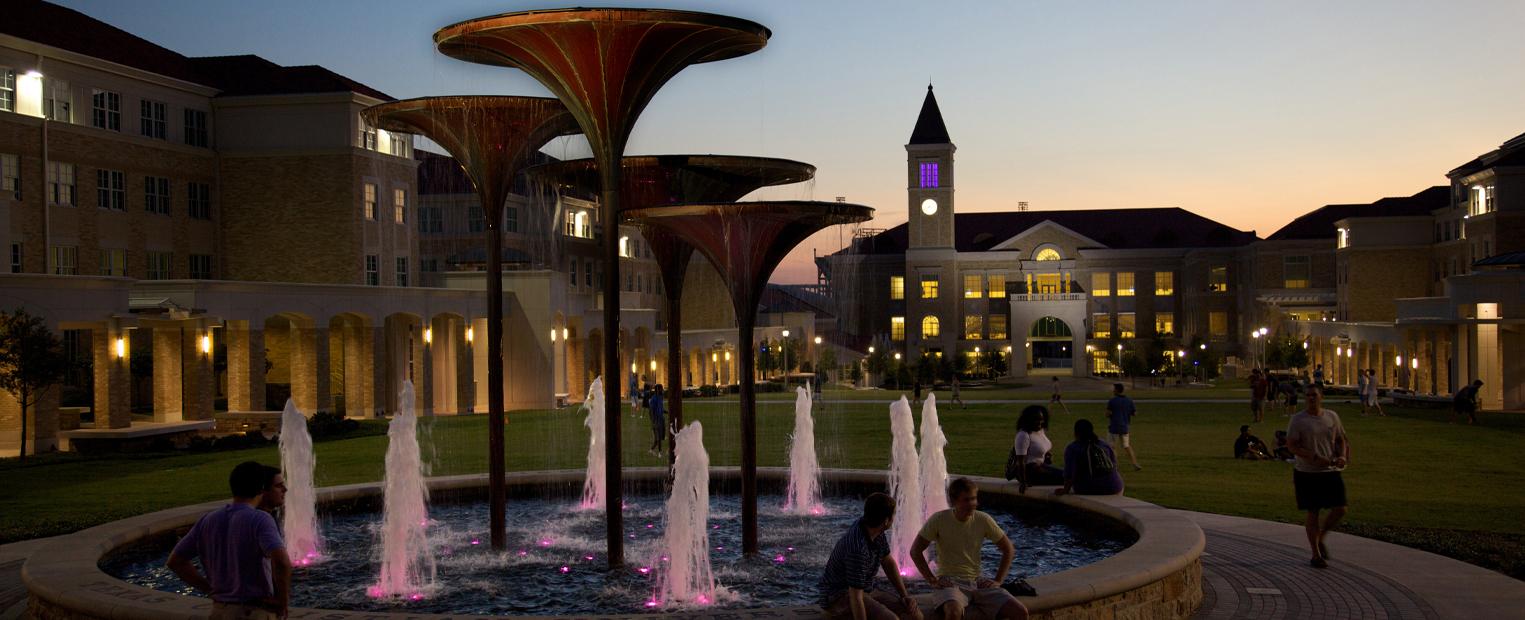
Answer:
[
  {"left": 1120, "top": 351, "right": 1151, "bottom": 388},
  {"left": 985, "top": 350, "right": 1009, "bottom": 378},
  {"left": 0, "top": 309, "right": 72, "bottom": 461},
  {"left": 1266, "top": 335, "right": 1309, "bottom": 371},
  {"left": 865, "top": 349, "right": 889, "bottom": 380},
  {"left": 818, "top": 346, "right": 837, "bottom": 384}
]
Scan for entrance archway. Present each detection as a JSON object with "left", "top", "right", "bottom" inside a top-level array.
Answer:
[{"left": 1029, "top": 316, "right": 1074, "bottom": 375}]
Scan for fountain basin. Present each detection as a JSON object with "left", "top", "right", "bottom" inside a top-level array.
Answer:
[{"left": 24, "top": 469, "right": 1203, "bottom": 619}]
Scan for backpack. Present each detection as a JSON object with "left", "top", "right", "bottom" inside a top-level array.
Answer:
[{"left": 1085, "top": 441, "right": 1116, "bottom": 477}]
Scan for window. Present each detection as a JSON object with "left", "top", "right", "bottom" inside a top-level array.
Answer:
[
  {"left": 46, "top": 161, "right": 74, "bottom": 206},
  {"left": 889, "top": 275, "right": 904, "bottom": 300},
  {"left": 0, "top": 69, "right": 13, "bottom": 112},
  {"left": 144, "top": 176, "right": 170, "bottom": 215},
  {"left": 963, "top": 274, "right": 982, "bottom": 298},
  {"left": 1092, "top": 313, "right": 1111, "bottom": 339},
  {"left": 96, "top": 169, "right": 125, "bottom": 210},
  {"left": 918, "top": 161, "right": 939, "bottom": 188},
  {"left": 365, "top": 255, "right": 379, "bottom": 286},
  {"left": 1091, "top": 272, "right": 1110, "bottom": 296},
  {"left": 393, "top": 188, "right": 407, "bottom": 223},
  {"left": 187, "top": 182, "right": 211, "bottom": 220},
  {"left": 362, "top": 183, "right": 377, "bottom": 220},
  {"left": 570, "top": 259, "right": 579, "bottom": 288},
  {"left": 1470, "top": 184, "right": 1495, "bottom": 216},
  {"left": 91, "top": 89, "right": 120, "bottom": 131},
  {"left": 1117, "top": 313, "right": 1136, "bottom": 338},
  {"left": 467, "top": 206, "right": 484, "bottom": 232},
  {"left": 419, "top": 206, "right": 443, "bottom": 233},
  {"left": 146, "top": 251, "right": 171, "bottom": 280},
  {"left": 422, "top": 258, "right": 438, "bottom": 273},
  {"left": 565, "top": 210, "right": 594, "bottom": 239},
  {"left": 3, "top": 153, "right": 21, "bottom": 200},
  {"left": 1034, "top": 247, "right": 1061, "bottom": 261},
  {"left": 44, "top": 78, "right": 70, "bottom": 121},
  {"left": 1154, "top": 271, "right": 1173, "bottom": 295},
  {"left": 587, "top": 260, "right": 596, "bottom": 287},
  {"left": 920, "top": 274, "right": 939, "bottom": 299},
  {"left": 49, "top": 245, "right": 77, "bottom": 275},
  {"left": 139, "top": 100, "right": 167, "bottom": 139},
  {"left": 1154, "top": 312, "right": 1174, "bottom": 336},
  {"left": 1209, "top": 311, "right": 1228, "bottom": 338},
  {"left": 963, "top": 315, "right": 983, "bottom": 340},
  {"left": 619, "top": 236, "right": 631, "bottom": 258},
  {"left": 891, "top": 316, "right": 906, "bottom": 341},
  {"left": 1283, "top": 255, "right": 1311, "bottom": 289},
  {"left": 988, "top": 274, "right": 1006, "bottom": 298},
  {"left": 921, "top": 316, "right": 941, "bottom": 339},
  {"left": 1208, "top": 266, "right": 1228, "bottom": 292},
  {"left": 361, "top": 123, "right": 377, "bottom": 150},
  {"left": 1336, "top": 227, "right": 1350, "bottom": 249},
  {"left": 10, "top": 243, "right": 20, "bottom": 273},
  {"left": 184, "top": 109, "right": 208, "bottom": 147},
  {"left": 1116, "top": 272, "right": 1135, "bottom": 296},
  {"left": 189, "top": 254, "right": 212, "bottom": 279},
  {"left": 99, "top": 249, "right": 125, "bottom": 276},
  {"left": 988, "top": 315, "right": 1008, "bottom": 340},
  {"left": 504, "top": 207, "right": 519, "bottom": 233},
  {"left": 395, "top": 257, "right": 408, "bottom": 286}
]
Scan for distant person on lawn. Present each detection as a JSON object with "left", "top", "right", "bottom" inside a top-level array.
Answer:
[
  {"left": 817, "top": 493, "right": 922, "bottom": 620},
  {"left": 1287, "top": 385, "right": 1351, "bottom": 569},
  {"left": 1362, "top": 369, "right": 1386, "bottom": 417},
  {"left": 1105, "top": 384, "right": 1141, "bottom": 471},
  {"left": 1054, "top": 419, "right": 1123, "bottom": 496},
  {"left": 1048, "top": 377, "right": 1070, "bottom": 415},
  {"left": 167, "top": 461, "right": 292, "bottom": 619},
  {"left": 910, "top": 478, "right": 1028, "bottom": 620},
  {"left": 647, "top": 383, "right": 666, "bottom": 457},
  {"left": 1452, "top": 380, "right": 1483, "bottom": 425},
  {"left": 1234, "top": 425, "right": 1272, "bottom": 460},
  {"left": 1250, "top": 369, "right": 1268, "bottom": 423},
  {"left": 952, "top": 376, "right": 965, "bottom": 408},
  {"left": 1272, "top": 430, "right": 1295, "bottom": 461}
]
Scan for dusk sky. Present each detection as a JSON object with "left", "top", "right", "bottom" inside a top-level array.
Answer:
[{"left": 56, "top": 0, "right": 1525, "bottom": 284}]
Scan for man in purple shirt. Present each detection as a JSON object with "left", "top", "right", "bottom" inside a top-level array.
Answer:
[{"left": 168, "top": 461, "right": 292, "bottom": 619}]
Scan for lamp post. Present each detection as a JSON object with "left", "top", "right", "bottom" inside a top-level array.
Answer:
[{"left": 781, "top": 329, "right": 790, "bottom": 386}]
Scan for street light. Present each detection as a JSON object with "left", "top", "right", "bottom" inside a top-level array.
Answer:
[
  {"left": 814, "top": 336, "right": 822, "bottom": 345},
  {"left": 868, "top": 346, "right": 875, "bottom": 354}
]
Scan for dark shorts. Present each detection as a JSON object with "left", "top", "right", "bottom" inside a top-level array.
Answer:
[{"left": 1293, "top": 470, "right": 1347, "bottom": 512}]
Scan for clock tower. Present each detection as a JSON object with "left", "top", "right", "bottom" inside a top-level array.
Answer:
[{"left": 907, "top": 84, "right": 955, "bottom": 249}]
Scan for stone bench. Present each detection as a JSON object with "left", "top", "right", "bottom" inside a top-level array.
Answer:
[{"left": 58, "top": 420, "right": 216, "bottom": 454}]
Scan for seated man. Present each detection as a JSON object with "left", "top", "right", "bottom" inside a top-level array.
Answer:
[
  {"left": 1273, "top": 430, "right": 1295, "bottom": 461},
  {"left": 910, "top": 478, "right": 1029, "bottom": 620},
  {"left": 818, "top": 493, "right": 923, "bottom": 620},
  {"left": 1234, "top": 425, "right": 1272, "bottom": 460}
]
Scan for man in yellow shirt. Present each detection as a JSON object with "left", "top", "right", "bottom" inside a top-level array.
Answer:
[{"left": 909, "top": 478, "right": 1027, "bottom": 620}]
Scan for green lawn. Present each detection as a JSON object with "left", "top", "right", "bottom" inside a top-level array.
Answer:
[{"left": 3, "top": 395, "right": 1522, "bottom": 577}]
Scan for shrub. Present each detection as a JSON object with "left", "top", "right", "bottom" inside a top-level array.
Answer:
[{"left": 306, "top": 410, "right": 358, "bottom": 439}]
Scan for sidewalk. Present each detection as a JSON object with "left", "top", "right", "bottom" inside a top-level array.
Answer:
[{"left": 1184, "top": 510, "right": 1525, "bottom": 619}]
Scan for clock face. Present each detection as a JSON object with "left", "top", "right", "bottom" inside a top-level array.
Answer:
[{"left": 921, "top": 198, "right": 938, "bottom": 216}]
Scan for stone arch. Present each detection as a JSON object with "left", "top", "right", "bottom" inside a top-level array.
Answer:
[
  {"left": 1030, "top": 316, "right": 1073, "bottom": 338},
  {"left": 1033, "top": 244, "right": 1063, "bottom": 261}
]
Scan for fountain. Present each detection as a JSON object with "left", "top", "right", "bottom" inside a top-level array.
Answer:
[
  {"left": 627, "top": 200, "right": 872, "bottom": 554},
  {"left": 363, "top": 96, "right": 577, "bottom": 550},
  {"left": 887, "top": 396, "right": 922, "bottom": 571},
  {"left": 526, "top": 155, "right": 816, "bottom": 471},
  {"left": 920, "top": 393, "right": 950, "bottom": 519},
  {"left": 368, "top": 381, "right": 435, "bottom": 599},
  {"left": 783, "top": 383, "right": 822, "bottom": 515},
  {"left": 580, "top": 376, "right": 606, "bottom": 510},
  {"left": 278, "top": 398, "right": 322, "bottom": 566},
  {"left": 436, "top": 8, "right": 770, "bottom": 566},
  {"left": 654, "top": 421, "right": 716, "bottom": 607}
]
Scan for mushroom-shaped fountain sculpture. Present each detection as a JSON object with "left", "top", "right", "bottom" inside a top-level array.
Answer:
[
  {"left": 627, "top": 201, "right": 873, "bottom": 554},
  {"left": 527, "top": 155, "right": 816, "bottom": 471},
  {"left": 362, "top": 96, "right": 577, "bottom": 551},
  {"left": 436, "top": 8, "right": 770, "bottom": 566}
]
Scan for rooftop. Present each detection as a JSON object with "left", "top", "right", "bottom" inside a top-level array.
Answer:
[
  {"left": 1266, "top": 186, "right": 1448, "bottom": 241},
  {"left": 908, "top": 85, "right": 952, "bottom": 145},
  {"left": 839, "top": 207, "right": 1257, "bottom": 256}
]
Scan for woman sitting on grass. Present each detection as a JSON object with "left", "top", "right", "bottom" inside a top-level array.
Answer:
[{"left": 1055, "top": 419, "right": 1124, "bottom": 496}]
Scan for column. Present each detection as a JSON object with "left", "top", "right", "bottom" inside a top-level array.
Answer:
[
  {"left": 152, "top": 325, "right": 184, "bottom": 423},
  {"left": 291, "top": 326, "right": 331, "bottom": 414},
  {"left": 456, "top": 318, "right": 475, "bottom": 413},
  {"left": 92, "top": 322, "right": 132, "bottom": 428},
  {"left": 181, "top": 322, "right": 214, "bottom": 421},
  {"left": 417, "top": 323, "right": 434, "bottom": 416},
  {"left": 342, "top": 321, "right": 374, "bottom": 418}
]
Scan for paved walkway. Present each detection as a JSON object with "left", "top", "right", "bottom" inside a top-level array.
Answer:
[{"left": 1185, "top": 510, "right": 1525, "bottom": 619}]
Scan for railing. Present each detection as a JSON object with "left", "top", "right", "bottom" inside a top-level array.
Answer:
[{"left": 1011, "top": 293, "right": 1086, "bottom": 302}]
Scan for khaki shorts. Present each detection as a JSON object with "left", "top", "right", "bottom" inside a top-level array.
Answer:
[
  {"left": 210, "top": 602, "right": 281, "bottom": 620},
  {"left": 824, "top": 589, "right": 911, "bottom": 620},
  {"left": 1110, "top": 433, "right": 1130, "bottom": 449},
  {"left": 926, "top": 583, "right": 1020, "bottom": 619}
]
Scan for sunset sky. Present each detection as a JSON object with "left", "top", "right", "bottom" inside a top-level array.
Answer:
[{"left": 57, "top": 0, "right": 1525, "bottom": 283}]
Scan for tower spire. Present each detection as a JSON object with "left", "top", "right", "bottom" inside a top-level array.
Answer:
[{"left": 909, "top": 84, "right": 951, "bottom": 145}]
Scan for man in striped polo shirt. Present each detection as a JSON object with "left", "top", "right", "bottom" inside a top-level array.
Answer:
[{"left": 818, "top": 493, "right": 923, "bottom": 620}]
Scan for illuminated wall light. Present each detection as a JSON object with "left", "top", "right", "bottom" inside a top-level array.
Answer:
[
  {"left": 814, "top": 336, "right": 822, "bottom": 345},
  {"left": 1346, "top": 348, "right": 1353, "bottom": 358},
  {"left": 724, "top": 351, "right": 731, "bottom": 362},
  {"left": 649, "top": 360, "right": 657, "bottom": 371},
  {"left": 1411, "top": 358, "right": 1419, "bottom": 369},
  {"left": 562, "top": 327, "right": 569, "bottom": 341},
  {"left": 1335, "top": 346, "right": 1342, "bottom": 356},
  {"left": 1395, "top": 355, "right": 1403, "bottom": 367},
  {"left": 630, "top": 362, "right": 637, "bottom": 374},
  {"left": 550, "top": 328, "right": 557, "bottom": 342},
  {"left": 423, "top": 327, "right": 433, "bottom": 345},
  {"left": 465, "top": 327, "right": 474, "bottom": 343},
  {"left": 200, "top": 333, "right": 212, "bottom": 355},
  {"left": 114, "top": 337, "right": 126, "bottom": 359},
  {"left": 711, "top": 352, "right": 718, "bottom": 363}
]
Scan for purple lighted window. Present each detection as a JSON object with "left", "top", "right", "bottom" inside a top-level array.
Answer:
[{"left": 919, "top": 162, "right": 939, "bottom": 188}]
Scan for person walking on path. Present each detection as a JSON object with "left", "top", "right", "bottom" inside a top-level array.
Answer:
[
  {"left": 1287, "top": 385, "right": 1351, "bottom": 569},
  {"left": 951, "top": 376, "right": 964, "bottom": 408},
  {"left": 1105, "top": 384, "right": 1141, "bottom": 471},
  {"left": 167, "top": 461, "right": 292, "bottom": 619},
  {"left": 1048, "top": 377, "right": 1070, "bottom": 415},
  {"left": 1250, "top": 369, "right": 1268, "bottom": 423},
  {"left": 1356, "top": 369, "right": 1370, "bottom": 416},
  {"left": 1452, "top": 380, "right": 1483, "bottom": 425},
  {"left": 647, "top": 384, "right": 666, "bottom": 457},
  {"left": 816, "top": 493, "right": 922, "bottom": 620},
  {"left": 909, "top": 478, "right": 1029, "bottom": 620},
  {"left": 1363, "top": 369, "right": 1386, "bottom": 417}
]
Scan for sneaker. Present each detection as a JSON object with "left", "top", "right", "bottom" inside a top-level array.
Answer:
[
  {"left": 1133, "top": 464, "right": 1143, "bottom": 472},
  {"left": 1310, "top": 557, "right": 1328, "bottom": 569}
]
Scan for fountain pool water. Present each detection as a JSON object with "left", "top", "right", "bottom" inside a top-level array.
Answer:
[
  {"left": 368, "top": 381, "right": 435, "bottom": 599},
  {"left": 580, "top": 377, "right": 606, "bottom": 510},
  {"left": 279, "top": 398, "right": 323, "bottom": 566},
  {"left": 104, "top": 488, "right": 1131, "bottom": 615},
  {"left": 783, "top": 383, "right": 822, "bottom": 515},
  {"left": 919, "top": 394, "right": 950, "bottom": 520},
  {"left": 887, "top": 396, "right": 922, "bottom": 572},
  {"left": 654, "top": 422, "right": 715, "bottom": 608}
]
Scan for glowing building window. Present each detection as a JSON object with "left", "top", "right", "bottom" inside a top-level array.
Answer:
[
  {"left": 1116, "top": 272, "right": 1135, "bottom": 296},
  {"left": 1034, "top": 247, "right": 1061, "bottom": 261},
  {"left": 921, "top": 316, "right": 941, "bottom": 339},
  {"left": 1470, "top": 184, "right": 1495, "bottom": 216},
  {"left": 889, "top": 276, "right": 904, "bottom": 300},
  {"left": 1155, "top": 271, "right": 1173, "bottom": 295},
  {"left": 988, "top": 315, "right": 1008, "bottom": 340},
  {"left": 1284, "top": 255, "right": 1311, "bottom": 289},
  {"left": 1117, "top": 313, "right": 1136, "bottom": 338},
  {"left": 1336, "top": 228, "right": 1350, "bottom": 249},
  {"left": 988, "top": 274, "right": 1006, "bottom": 298},
  {"left": 1209, "top": 311, "right": 1228, "bottom": 337},
  {"left": 919, "top": 161, "right": 939, "bottom": 188},
  {"left": 1209, "top": 266, "right": 1229, "bottom": 292},
  {"left": 363, "top": 184, "right": 377, "bottom": 220},
  {"left": 0, "top": 69, "right": 13, "bottom": 112},
  {"left": 963, "top": 274, "right": 982, "bottom": 298},
  {"left": 921, "top": 274, "right": 939, "bottom": 299},
  {"left": 1091, "top": 272, "right": 1110, "bottom": 297},
  {"left": 891, "top": 316, "right": 906, "bottom": 341},
  {"left": 1092, "top": 313, "right": 1111, "bottom": 339},
  {"left": 964, "top": 315, "right": 983, "bottom": 340},
  {"left": 1154, "top": 312, "right": 1174, "bottom": 336}
]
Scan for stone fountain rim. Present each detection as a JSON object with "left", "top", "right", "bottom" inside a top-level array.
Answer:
[{"left": 22, "top": 467, "right": 1202, "bottom": 620}]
